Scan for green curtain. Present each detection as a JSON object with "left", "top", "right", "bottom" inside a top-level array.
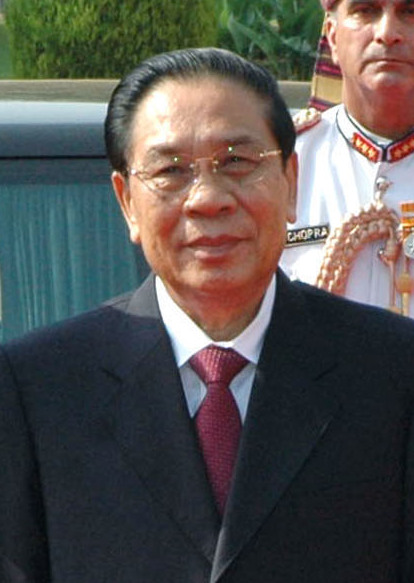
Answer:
[{"left": 0, "top": 167, "right": 149, "bottom": 341}]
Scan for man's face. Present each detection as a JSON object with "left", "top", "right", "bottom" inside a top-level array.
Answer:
[
  {"left": 112, "top": 76, "right": 297, "bottom": 311},
  {"left": 327, "top": 0, "right": 414, "bottom": 95}
]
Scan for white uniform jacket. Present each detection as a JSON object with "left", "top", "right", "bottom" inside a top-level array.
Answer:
[{"left": 280, "top": 104, "right": 414, "bottom": 316}]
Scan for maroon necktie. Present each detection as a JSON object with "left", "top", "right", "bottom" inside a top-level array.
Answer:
[{"left": 190, "top": 345, "right": 248, "bottom": 515}]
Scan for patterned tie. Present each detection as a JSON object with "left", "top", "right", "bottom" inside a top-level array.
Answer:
[{"left": 190, "top": 345, "right": 248, "bottom": 515}]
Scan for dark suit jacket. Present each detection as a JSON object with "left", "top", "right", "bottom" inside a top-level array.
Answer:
[{"left": 1, "top": 270, "right": 414, "bottom": 583}]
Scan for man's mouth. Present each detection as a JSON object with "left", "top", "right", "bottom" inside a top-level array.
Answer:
[{"left": 188, "top": 235, "right": 246, "bottom": 257}]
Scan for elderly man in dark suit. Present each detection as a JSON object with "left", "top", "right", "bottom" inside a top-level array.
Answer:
[{"left": 1, "top": 47, "right": 414, "bottom": 583}]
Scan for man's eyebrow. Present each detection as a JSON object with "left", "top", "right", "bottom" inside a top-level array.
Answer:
[
  {"left": 143, "top": 135, "right": 264, "bottom": 157},
  {"left": 347, "top": 0, "right": 414, "bottom": 5},
  {"left": 346, "top": 0, "right": 378, "bottom": 6},
  {"left": 144, "top": 145, "right": 183, "bottom": 157},
  {"left": 347, "top": 0, "right": 375, "bottom": 5}
]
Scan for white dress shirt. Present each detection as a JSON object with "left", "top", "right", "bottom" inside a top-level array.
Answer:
[{"left": 156, "top": 276, "right": 276, "bottom": 422}]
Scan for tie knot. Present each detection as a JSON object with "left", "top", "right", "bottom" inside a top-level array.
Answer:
[{"left": 190, "top": 345, "right": 248, "bottom": 387}]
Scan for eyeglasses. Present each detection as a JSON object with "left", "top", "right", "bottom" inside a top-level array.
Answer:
[{"left": 125, "top": 143, "right": 282, "bottom": 196}]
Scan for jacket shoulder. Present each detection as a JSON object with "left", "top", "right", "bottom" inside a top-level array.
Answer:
[
  {"left": 1, "top": 293, "right": 134, "bottom": 358},
  {"left": 293, "top": 107, "right": 322, "bottom": 136}
]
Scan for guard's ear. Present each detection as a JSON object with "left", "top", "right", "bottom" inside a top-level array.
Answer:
[
  {"left": 284, "top": 152, "right": 298, "bottom": 224},
  {"left": 111, "top": 171, "right": 141, "bottom": 244},
  {"left": 325, "top": 15, "right": 340, "bottom": 66}
]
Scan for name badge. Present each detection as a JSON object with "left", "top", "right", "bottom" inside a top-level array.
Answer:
[{"left": 285, "top": 224, "right": 330, "bottom": 247}]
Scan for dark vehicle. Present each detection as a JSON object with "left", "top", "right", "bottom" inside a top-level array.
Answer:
[{"left": 0, "top": 84, "right": 150, "bottom": 341}]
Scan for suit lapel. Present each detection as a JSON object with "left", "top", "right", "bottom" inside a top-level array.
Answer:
[
  {"left": 95, "top": 272, "right": 343, "bottom": 578},
  {"left": 99, "top": 276, "right": 220, "bottom": 563},
  {"left": 211, "top": 272, "right": 341, "bottom": 580}
]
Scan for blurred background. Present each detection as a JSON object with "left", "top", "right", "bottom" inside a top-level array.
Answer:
[{"left": 0, "top": 0, "right": 324, "bottom": 81}]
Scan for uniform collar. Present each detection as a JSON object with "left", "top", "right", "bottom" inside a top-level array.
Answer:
[{"left": 336, "top": 105, "right": 414, "bottom": 164}]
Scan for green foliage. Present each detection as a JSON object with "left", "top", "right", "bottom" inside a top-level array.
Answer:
[
  {"left": 216, "top": 0, "right": 324, "bottom": 80},
  {"left": 4, "top": 0, "right": 217, "bottom": 79},
  {"left": 0, "top": 22, "right": 13, "bottom": 78}
]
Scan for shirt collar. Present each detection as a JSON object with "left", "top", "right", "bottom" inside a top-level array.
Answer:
[
  {"left": 336, "top": 105, "right": 414, "bottom": 164},
  {"left": 156, "top": 275, "right": 276, "bottom": 367}
]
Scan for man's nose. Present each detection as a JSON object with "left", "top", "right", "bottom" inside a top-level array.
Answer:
[
  {"left": 374, "top": 10, "right": 404, "bottom": 45},
  {"left": 183, "top": 163, "right": 238, "bottom": 217}
]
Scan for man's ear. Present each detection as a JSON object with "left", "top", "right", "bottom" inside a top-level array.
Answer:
[
  {"left": 111, "top": 171, "right": 141, "bottom": 244},
  {"left": 326, "top": 15, "right": 340, "bottom": 65},
  {"left": 285, "top": 152, "right": 298, "bottom": 224}
]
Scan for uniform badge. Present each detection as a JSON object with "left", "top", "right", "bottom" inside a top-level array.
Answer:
[{"left": 286, "top": 224, "right": 330, "bottom": 247}]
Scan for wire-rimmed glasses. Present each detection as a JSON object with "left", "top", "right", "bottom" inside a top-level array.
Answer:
[{"left": 125, "top": 143, "right": 282, "bottom": 197}]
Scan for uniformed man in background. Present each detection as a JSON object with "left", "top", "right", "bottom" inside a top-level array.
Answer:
[{"left": 281, "top": 0, "right": 414, "bottom": 316}]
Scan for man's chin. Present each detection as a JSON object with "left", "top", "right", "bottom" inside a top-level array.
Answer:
[
  {"left": 186, "top": 271, "right": 252, "bottom": 298},
  {"left": 365, "top": 66, "right": 412, "bottom": 91}
]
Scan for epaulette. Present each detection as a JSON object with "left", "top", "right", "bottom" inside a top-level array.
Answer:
[{"left": 293, "top": 107, "right": 322, "bottom": 136}]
